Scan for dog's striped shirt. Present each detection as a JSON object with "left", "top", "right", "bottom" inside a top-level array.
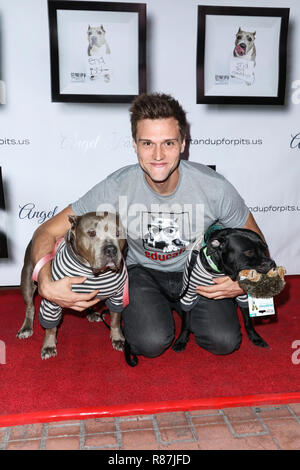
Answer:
[
  {"left": 38, "top": 239, "right": 128, "bottom": 329},
  {"left": 180, "top": 249, "right": 248, "bottom": 311}
]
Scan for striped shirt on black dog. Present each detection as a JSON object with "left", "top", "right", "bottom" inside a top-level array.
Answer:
[{"left": 180, "top": 245, "right": 248, "bottom": 312}]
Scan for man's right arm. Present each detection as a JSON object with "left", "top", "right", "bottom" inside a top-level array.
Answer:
[{"left": 32, "top": 205, "right": 100, "bottom": 312}]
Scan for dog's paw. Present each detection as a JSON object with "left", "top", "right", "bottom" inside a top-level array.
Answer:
[
  {"left": 252, "top": 337, "right": 269, "bottom": 348},
  {"left": 87, "top": 312, "right": 104, "bottom": 322},
  {"left": 112, "top": 339, "right": 125, "bottom": 352},
  {"left": 248, "top": 333, "right": 269, "bottom": 348},
  {"left": 41, "top": 346, "right": 57, "bottom": 360},
  {"left": 17, "top": 327, "right": 33, "bottom": 339},
  {"left": 172, "top": 340, "right": 187, "bottom": 353}
]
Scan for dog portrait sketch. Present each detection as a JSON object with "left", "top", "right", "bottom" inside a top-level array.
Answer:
[
  {"left": 87, "top": 24, "right": 111, "bottom": 82},
  {"left": 231, "top": 27, "right": 256, "bottom": 85}
]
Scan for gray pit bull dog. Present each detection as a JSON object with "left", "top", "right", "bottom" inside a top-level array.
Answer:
[{"left": 17, "top": 212, "right": 128, "bottom": 359}]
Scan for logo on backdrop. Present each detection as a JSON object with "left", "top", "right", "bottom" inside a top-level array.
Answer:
[
  {"left": 0, "top": 137, "right": 30, "bottom": 146},
  {"left": 188, "top": 137, "right": 263, "bottom": 146},
  {"left": 290, "top": 132, "right": 300, "bottom": 150},
  {"left": 249, "top": 204, "right": 300, "bottom": 214},
  {"left": 291, "top": 80, "right": 300, "bottom": 105},
  {"left": 60, "top": 132, "right": 131, "bottom": 153},
  {"left": 19, "top": 203, "right": 58, "bottom": 224}
]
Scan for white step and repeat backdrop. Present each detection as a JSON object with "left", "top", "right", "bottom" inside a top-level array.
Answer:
[{"left": 0, "top": 0, "right": 299, "bottom": 285}]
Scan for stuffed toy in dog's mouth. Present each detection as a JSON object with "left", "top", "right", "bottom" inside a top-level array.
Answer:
[
  {"left": 237, "top": 266, "right": 286, "bottom": 298},
  {"left": 234, "top": 44, "right": 246, "bottom": 56}
]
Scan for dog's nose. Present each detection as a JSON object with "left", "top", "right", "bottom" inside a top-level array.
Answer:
[
  {"left": 104, "top": 244, "right": 117, "bottom": 257},
  {"left": 257, "top": 259, "right": 276, "bottom": 273},
  {"left": 92, "top": 268, "right": 102, "bottom": 277}
]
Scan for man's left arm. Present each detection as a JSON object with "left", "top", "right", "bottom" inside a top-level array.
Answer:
[
  {"left": 242, "top": 212, "right": 265, "bottom": 241},
  {"left": 196, "top": 213, "right": 263, "bottom": 300}
]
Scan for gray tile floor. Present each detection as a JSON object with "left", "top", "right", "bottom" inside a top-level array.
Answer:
[{"left": 1, "top": 403, "right": 300, "bottom": 450}]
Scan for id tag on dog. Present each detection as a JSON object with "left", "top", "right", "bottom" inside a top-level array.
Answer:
[{"left": 248, "top": 295, "right": 275, "bottom": 317}]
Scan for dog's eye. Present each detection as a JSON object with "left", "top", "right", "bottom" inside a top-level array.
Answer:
[
  {"left": 151, "top": 226, "right": 160, "bottom": 235},
  {"left": 164, "top": 227, "right": 175, "bottom": 235},
  {"left": 237, "top": 35, "right": 242, "bottom": 40},
  {"left": 88, "top": 230, "right": 96, "bottom": 238},
  {"left": 247, "top": 36, "right": 252, "bottom": 41},
  {"left": 244, "top": 250, "right": 254, "bottom": 257}
]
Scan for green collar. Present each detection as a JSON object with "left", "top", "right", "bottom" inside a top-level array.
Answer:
[{"left": 203, "top": 246, "right": 222, "bottom": 273}]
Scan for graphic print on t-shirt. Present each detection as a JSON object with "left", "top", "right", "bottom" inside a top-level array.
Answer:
[{"left": 142, "top": 212, "right": 192, "bottom": 254}]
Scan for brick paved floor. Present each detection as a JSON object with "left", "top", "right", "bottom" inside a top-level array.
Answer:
[{"left": 1, "top": 403, "right": 300, "bottom": 450}]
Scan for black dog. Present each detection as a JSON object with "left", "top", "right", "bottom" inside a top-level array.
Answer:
[{"left": 172, "top": 227, "right": 276, "bottom": 352}]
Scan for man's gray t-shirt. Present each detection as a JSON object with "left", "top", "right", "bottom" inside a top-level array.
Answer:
[{"left": 72, "top": 161, "right": 249, "bottom": 272}]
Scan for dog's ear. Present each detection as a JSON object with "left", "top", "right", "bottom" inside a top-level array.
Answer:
[
  {"left": 238, "top": 27, "right": 242, "bottom": 33},
  {"left": 206, "top": 235, "right": 227, "bottom": 256},
  {"left": 68, "top": 215, "right": 78, "bottom": 230}
]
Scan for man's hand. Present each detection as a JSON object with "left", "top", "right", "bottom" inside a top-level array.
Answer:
[
  {"left": 39, "top": 276, "right": 100, "bottom": 312},
  {"left": 196, "top": 276, "right": 245, "bottom": 300}
]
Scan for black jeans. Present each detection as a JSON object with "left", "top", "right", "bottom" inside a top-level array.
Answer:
[{"left": 122, "top": 265, "right": 242, "bottom": 358}]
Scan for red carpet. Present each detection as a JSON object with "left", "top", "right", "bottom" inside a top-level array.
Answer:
[{"left": 0, "top": 276, "right": 300, "bottom": 426}]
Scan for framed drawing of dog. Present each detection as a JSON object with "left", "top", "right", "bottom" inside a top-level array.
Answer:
[
  {"left": 48, "top": 1, "right": 146, "bottom": 103},
  {"left": 196, "top": 6, "right": 289, "bottom": 105}
]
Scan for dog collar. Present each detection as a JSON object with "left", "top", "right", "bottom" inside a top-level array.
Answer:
[{"left": 203, "top": 246, "right": 222, "bottom": 274}]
